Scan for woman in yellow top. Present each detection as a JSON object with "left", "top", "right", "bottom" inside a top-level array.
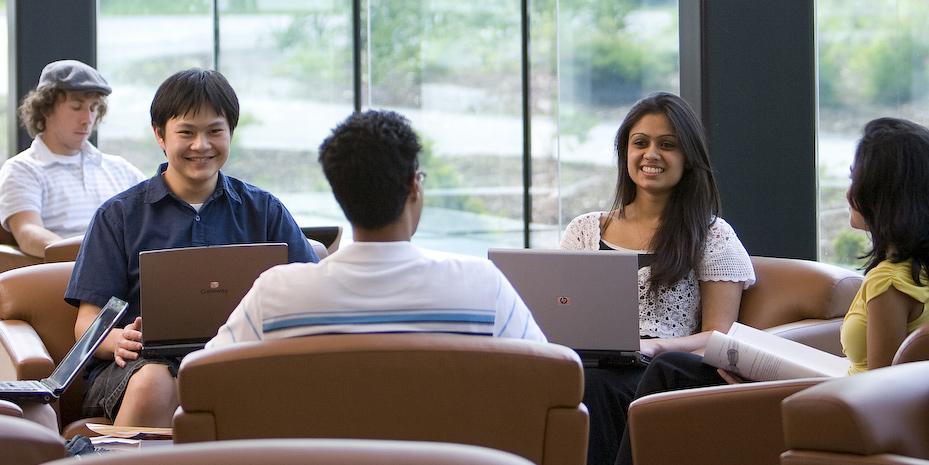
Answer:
[
  {"left": 841, "top": 116, "right": 929, "bottom": 374},
  {"left": 613, "top": 116, "right": 929, "bottom": 465}
]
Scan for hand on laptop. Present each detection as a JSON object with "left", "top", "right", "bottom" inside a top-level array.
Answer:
[
  {"left": 115, "top": 317, "right": 143, "bottom": 367},
  {"left": 639, "top": 339, "right": 660, "bottom": 358}
]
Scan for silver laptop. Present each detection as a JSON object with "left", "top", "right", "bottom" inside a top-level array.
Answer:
[
  {"left": 139, "top": 243, "right": 288, "bottom": 358},
  {"left": 487, "top": 248, "right": 647, "bottom": 367},
  {"left": 0, "top": 297, "right": 128, "bottom": 403}
]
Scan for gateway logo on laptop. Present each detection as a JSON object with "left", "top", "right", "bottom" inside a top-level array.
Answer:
[{"left": 202, "top": 281, "right": 229, "bottom": 294}]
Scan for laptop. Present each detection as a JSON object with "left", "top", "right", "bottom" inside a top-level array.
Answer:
[
  {"left": 0, "top": 296, "right": 128, "bottom": 403},
  {"left": 487, "top": 248, "right": 647, "bottom": 367},
  {"left": 139, "top": 243, "right": 288, "bottom": 358}
]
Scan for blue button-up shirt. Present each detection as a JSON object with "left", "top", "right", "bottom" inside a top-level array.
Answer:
[{"left": 65, "top": 162, "right": 318, "bottom": 324}]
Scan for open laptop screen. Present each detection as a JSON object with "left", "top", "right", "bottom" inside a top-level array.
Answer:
[{"left": 48, "top": 296, "right": 128, "bottom": 392}]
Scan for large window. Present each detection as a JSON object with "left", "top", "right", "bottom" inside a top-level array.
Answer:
[
  {"left": 817, "top": 0, "right": 929, "bottom": 267},
  {"left": 96, "top": 0, "right": 679, "bottom": 255},
  {"left": 96, "top": 0, "right": 213, "bottom": 173},
  {"left": 532, "top": 0, "right": 679, "bottom": 249}
]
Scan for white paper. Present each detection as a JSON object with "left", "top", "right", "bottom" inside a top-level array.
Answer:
[{"left": 703, "top": 323, "right": 849, "bottom": 381}]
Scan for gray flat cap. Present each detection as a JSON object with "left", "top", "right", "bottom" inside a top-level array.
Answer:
[{"left": 37, "top": 60, "right": 112, "bottom": 95}]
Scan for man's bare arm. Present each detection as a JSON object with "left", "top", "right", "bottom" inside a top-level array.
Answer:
[{"left": 7, "top": 211, "right": 62, "bottom": 258}]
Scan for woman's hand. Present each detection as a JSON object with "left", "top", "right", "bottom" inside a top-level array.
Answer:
[
  {"left": 639, "top": 338, "right": 662, "bottom": 357},
  {"left": 717, "top": 368, "right": 746, "bottom": 384}
]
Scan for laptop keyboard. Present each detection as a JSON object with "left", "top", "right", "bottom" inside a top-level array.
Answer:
[{"left": 0, "top": 380, "right": 46, "bottom": 392}]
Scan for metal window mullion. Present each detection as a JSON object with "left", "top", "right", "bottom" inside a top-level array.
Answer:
[{"left": 521, "top": 0, "right": 532, "bottom": 248}]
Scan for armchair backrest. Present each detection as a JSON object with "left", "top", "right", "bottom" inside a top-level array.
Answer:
[
  {"left": 174, "top": 334, "right": 588, "bottom": 465},
  {"left": 43, "top": 439, "right": 536, "bottom": 465},
  {"left": 739, "top": 256, "right": 862, "bottom": 329}
]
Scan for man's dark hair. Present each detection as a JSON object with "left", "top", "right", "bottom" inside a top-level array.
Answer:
[
  {"left": 150, "top": 68, "right": 239, "bottom": 137},
  {"left": 318, "top": 110, "right": 422, "bottom": 230}
]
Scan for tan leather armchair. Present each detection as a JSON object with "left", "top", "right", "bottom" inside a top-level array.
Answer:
[
  {"left": 0, "top": 261, "right": 103, "bottom": 433},
  {"left": 0, "top": 399, "right": 24, "bottom": 418},
  {"left": 173, "top": 334, "right": 588, "bottom": 465},
  {"left": 44, "top": 439, "right": 537, "bottom": 465},
  {"left": 44, "top": 235, "right": 83, "bottom": 263},
  {"left": 0, "top": 237, "right": 320, "bottom": 435},
  {"left": 739, "top": 256, "right": 863, "bottom": 355},
  {"left": 0, "top": 399, "right": 59, "bottom": 432},
  {"left": 0, "top": 411, "right": 68, "bottom": 465},
  {"left": 0, "top": 229, "right": 43, "bottom": 273},
  {"left": 629, "top": 325, "right": 929, "bottom": 465},
  {"left": 308, "top": 238, "right": 328, "bottom": 259},
  {"left": 0, "top": 230, "right": 84, "bottom": 273},
  {"left": 301, "top": 225, "right": 343, "bottom": 256},
  {"left": 892, "top": 316, "right": 929, "bottom": 364},
  {"left": 781, "top": 360, "right": 929, "bottom": 465},
  {"left": 627, "top": 256, "right": 864, "bottom": 465}
]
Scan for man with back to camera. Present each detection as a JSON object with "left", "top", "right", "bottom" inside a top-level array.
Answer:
[
  {"left": 64, "top": 68, "right": 319, "bottom": 427},
  {"left": 0, "top": 60, "right": 147, "bottom": 258},
  {"left": 207, "top": 110, "right": 546, "bottom": 347}
]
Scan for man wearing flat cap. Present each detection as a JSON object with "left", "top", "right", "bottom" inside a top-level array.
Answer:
[{"left": 0, "top": 60, "right": 146, "bottom": 257}]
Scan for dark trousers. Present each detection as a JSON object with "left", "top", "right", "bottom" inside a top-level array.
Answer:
[
  {"left": 583, "top": 365, "right": 647, "bottom": 464},
  {"left": 613, "top": 351, "right": 726, "bottom": 465}
]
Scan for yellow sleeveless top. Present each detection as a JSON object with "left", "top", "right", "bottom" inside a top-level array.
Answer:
[{"left": 841, "top": 260, "right": 929, "bottom": 375}]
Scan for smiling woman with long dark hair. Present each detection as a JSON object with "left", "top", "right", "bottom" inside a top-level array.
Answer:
[{"left": 559, "top": 92, "right": 755, "bottom": 464}]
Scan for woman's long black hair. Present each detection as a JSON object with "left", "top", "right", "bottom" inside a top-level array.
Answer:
[
  {"left": 848, "top": 117, "right": 929, "bottom": 284},
  {"left": 604, "top": 92, "right": 721, "bottom": 292}
]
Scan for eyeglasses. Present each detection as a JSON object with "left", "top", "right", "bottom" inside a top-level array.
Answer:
[{"left": 416, "top": 170, "right": 427, "bottom": 183}]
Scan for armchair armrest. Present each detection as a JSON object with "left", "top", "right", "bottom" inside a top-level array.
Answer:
[
  {"left": 0, "top": 319, "right": 55, "bottom": 381},
  {"left": 0, "top": 415, "right": 67, "bottom": 464},
  {"left": 0, "top": 399, "right": 24, "bottom": 417},
  {"left": 781, "top": 450, "right": 929, "bottom": 465},
  {"left": 44, "top": 235, "right": 83, "bottom": 263},
  {"left": 893, "top": 323, "right": 929, "bottom": 364},
  {"left": 765, "top": 319, "right": 844, "bottom": 356},
  {"left": 308, "top": 239, "right": 328, "bottom": 260},
  {"left": 0, "top": 244, "right": 43, "bottom": 274},
  {"left": 628, "top": 378, "right": 828, "bottom": 465},
  {"left": 781, "top": 361, "right": 929, "bottom": 462}
]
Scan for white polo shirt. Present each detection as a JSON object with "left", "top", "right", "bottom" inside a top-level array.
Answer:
[
  {"left": 0, "top": 135, "right": 147, "bottom": 238},
  {"left": 207, "top": 241, "right": 548, "bottom": 347}
]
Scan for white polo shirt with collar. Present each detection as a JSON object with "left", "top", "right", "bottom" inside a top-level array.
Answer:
[
  {"left": 0, "top": 135, "right": 147, "bottom": 238},
  {"left": 207, "top": 241, "right": 548, "bottom": 347}
]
